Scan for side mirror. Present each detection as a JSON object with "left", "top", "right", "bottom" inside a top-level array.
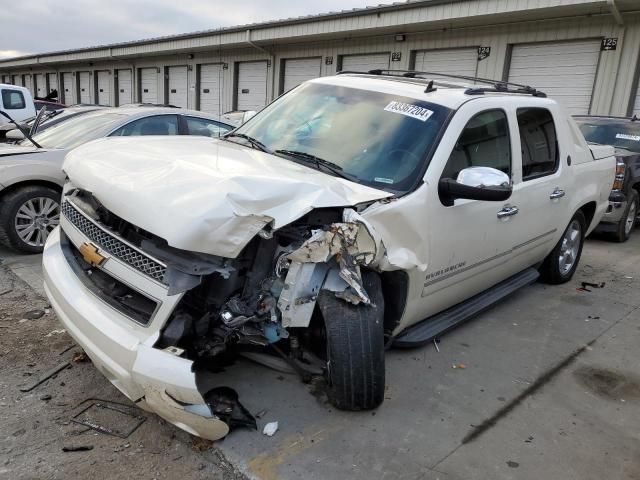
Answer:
[
  {"left": 6, "top": 129, "right": 25, "bottom": 141},
  {"left": 439, "top": 166, "right": 512, "bottom": 206}
]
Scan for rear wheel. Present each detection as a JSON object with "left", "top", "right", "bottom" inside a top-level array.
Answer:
[
  {"left": 613, "top": 191, "right": 638, "bottom": 243},
  {"left": 539, "top": 211, "right": 586, "bottom": 285},
  {"left": 316, "top": 270, "right": 385, "bottom": 411},
  {"left": 0, "top": 186, "right": 61, "bottom": 253}
]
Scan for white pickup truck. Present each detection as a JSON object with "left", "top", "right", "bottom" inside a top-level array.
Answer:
[
  {"left": 42, "top": 72, "right": 615, "bottom": 440},
  {"left": 0, "top": 84, "right": 36, "bottom": 126}
]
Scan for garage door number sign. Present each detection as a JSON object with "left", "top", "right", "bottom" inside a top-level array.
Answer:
[{"left": 601, "top": 38, "right": 618, "bottom": 51}]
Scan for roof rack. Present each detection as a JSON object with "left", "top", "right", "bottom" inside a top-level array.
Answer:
[{"left": 337, "top": 69, "right": 547, "bottom": 98}]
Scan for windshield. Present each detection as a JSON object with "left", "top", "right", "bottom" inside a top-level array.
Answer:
[
  {"left": 576, "top": 119, "right": 640, "bottom": 153},
  {"left": 23, "top": 112, "right": 125, "bottom": 149},
  {"left": 233, "top": 82, "right": 451, "bottom": 193}
]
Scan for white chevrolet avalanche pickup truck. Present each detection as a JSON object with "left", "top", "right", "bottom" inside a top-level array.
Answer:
[{"left": 42, "top": 72, "right": 615, "bottom": 440}]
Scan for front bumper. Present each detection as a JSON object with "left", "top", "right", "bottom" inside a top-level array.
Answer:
[{"left": 43, "top": 226, "right": 230, "bottom": 440}]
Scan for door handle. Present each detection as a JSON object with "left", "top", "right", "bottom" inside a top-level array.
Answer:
[
  {"left": 497, "top": 206, "right": 519, "bottom": 219},
  {"left": 550, "top": 188, "right": 565, "bottom": 200}
]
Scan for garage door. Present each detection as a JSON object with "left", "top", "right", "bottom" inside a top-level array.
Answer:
[
  {"left": 341, "top": 53, "right": 390, "bottom": 72},
  {"left": 12, "top": 75, "right": 21, "bottom": 86},
  {"left": 62, "top": 73, "right": 74, "bottom": 104},
  {"left": 96, "top": 71, "right": 111, "bottom": 105},
  {"left": 78, "top": 72, "right": 92, "bottom": 104},
  {"left": 237, "top": 61, "right": 268, "bottom": 111},
  {"left": 414, "top": 48, "right": 478, "bottom": 80},
  {"left": 508, "top": 40, "right": 601, "bottom": 115},
  {"left": 168, "top": 66, "right": 188, "bottom": 108},
  {"left": 140, "top": 68, "right": 158, "bottom": 104},
  {"left": 116, "top": 69, "right": 132, "bottom": 106},
  {"left": 48, "top": 73, "right": 58, "bottom": 96},
  {"left": 199, "top": 64, "right": 223, "bottom": 115},
  {"left": 24, "top": 75, "right": 33, "bottom": 95},
  {"left": 283, "top": 57, "right": 321, "bottom": 93},
  {"left": 35, "top": 73, "right": 46, "bottom": 97}
]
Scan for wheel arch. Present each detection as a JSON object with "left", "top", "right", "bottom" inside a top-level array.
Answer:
[
  {"left": 0, "top": 179, "right": 63, "bottom": 201},
  {"left": 577, "top": 201, "right": 597, "bottom": 232}
]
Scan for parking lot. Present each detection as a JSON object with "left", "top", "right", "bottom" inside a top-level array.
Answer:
[{"left": 1, "top": 231, "right": 639, "bottom": 480}]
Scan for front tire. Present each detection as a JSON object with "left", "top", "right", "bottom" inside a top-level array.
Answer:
[
  {"left": 613, "top": 190, "right": 638, "bottom": 243},
  {"left": 316, "top": 270, "right": 385, "bottom": 411},
  {"left": 539, "top": 211, "right": 586, "bottom": 285},
  {"left": 0, "top": 186, "right": 61, "bottom": 254}
]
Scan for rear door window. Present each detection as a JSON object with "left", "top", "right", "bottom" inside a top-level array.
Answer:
[
  {"left": 112, "top": 115, "right": 179, "bottom": 136},
  {"left": 184, "top": 116, "right": 232, "bottom": 138},
  {"left": 1, "top": 89, "right": 26, "bottom": 109},
  {"left": 517, "top": 108, "right": 559, "bottom": 180}
]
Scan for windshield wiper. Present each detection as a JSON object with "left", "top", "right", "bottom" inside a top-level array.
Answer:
[
  {"left": 0, "top": 111, "right": 42, "bottom": 149},
  {"left": 224, "top": 132, "right": 270, "bottom": 153},
  {"left": 275, "top": 149, "right": 354, "bottom": 181}
]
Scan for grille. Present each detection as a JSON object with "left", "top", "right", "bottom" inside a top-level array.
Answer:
[{"left": 61, "top": 200, "right": 167, "bottom": 283}]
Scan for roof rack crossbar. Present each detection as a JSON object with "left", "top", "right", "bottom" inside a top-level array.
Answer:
[{"left": 336, "top": 69, "right": 547, "bottom": 97}]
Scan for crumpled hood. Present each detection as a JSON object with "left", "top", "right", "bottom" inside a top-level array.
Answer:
[{"left": 64, "top": 136, "right": 392, "bottom": 258}]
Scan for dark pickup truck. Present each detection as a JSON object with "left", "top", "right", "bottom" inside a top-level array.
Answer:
[{"left": 575, "top": 115, "right": 640, "bottom": 242}]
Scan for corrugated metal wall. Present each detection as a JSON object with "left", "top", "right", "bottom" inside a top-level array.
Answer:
[{"left": 3, "top": 10, "right": 639, "bottom": 115}]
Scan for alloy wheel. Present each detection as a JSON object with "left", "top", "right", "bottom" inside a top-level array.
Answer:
[{"left": 14, "top": 197, "right": 60, "bottom": 247}]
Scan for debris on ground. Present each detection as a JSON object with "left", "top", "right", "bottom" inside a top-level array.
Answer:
[
  {"left": 191, "top": 436, "right": 214, "bottom": 452},
  {"left": 262, "top": 421, "right": 279, "bottom": 437},
  {"left": 577, "top": 281, "right": 606, "bottom": 292},
  {"left": 452, "top": 363, "right": 467, "bottom": 370},
  {"left": 19, "top": 361, "right": 71, "bottom": 392},
  {"left": 71, "top": 400, "right": 146, "bottom": 438},
  {"left": 72, "top": 350, "right": 89, "bottom": 363},
  {"left": 62, "top": 445, "right": 94, "bottom": 452},
  {"left": 45, "top": 329, "right": 66, "bottom": 337},
  {"left": 204, "top": 387, "right": 257, "bottom": 431},
  {"left": 40, "top": 394, "right": 52, "bottom": 401},
  {"left": 255, "top": 409, "right": 268, "bottom": 419},
  {"left": 433, "top": 337, "right": 440, "bottom": 353},
  {"left": 22, "top": 309, "right": 45, "bottom": 320}
]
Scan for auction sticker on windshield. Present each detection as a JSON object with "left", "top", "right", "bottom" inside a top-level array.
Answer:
[
  {"left": 616, "top": 133, "right": 640, "bottom": 142},
  {"left": 384, "top": 101, "right": 434, "bottom": 122}
]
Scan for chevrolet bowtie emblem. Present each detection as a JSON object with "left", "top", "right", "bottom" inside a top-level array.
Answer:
[{"left": 79, "top": 242, "right": 107, "bottom": 267}]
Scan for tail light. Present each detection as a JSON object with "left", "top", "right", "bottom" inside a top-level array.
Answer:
[{"left": 613, "top": 160, "right": 626, "bottom": 190}]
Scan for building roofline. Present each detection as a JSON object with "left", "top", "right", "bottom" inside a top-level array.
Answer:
[{"left": 0, "top": 0, "right": 452, "bottom": 65}]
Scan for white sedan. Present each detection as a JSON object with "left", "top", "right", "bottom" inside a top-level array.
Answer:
[{"left": 0, "top": 107, "right": 236, "bottom": 253}]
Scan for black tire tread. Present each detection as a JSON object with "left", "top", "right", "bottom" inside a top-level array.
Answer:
[
  {"left": 317, "top": 270, "right": 385, "bottom": 411},
  {"left": 613, "top": 190, "right": 638, "bottom": 243}
]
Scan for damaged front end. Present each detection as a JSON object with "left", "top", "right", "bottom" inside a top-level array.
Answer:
[{"left": 51, "top": 188, "right": 387, "bottom": 441}]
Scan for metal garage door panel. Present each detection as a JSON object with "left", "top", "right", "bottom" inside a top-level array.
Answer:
[
  {"left": 200, "top": 64, "right": 223, "bottom": 115},
  {"left": 12, "top": 75, "right": 21, "bottom": 86},
  {"left": 140, "top": 68, "right": 158, "bottom": 104},
  {"left": 117, "top": 69, "right": 132, "bottom": 106},
  {"left": 341, "top": 53, "right": 390, "bottom": 72},
  {"left": 414, "top": 48, "right": 478, "bottom": 80},
  {"left": 79, "top": 72, "right": 92, "bottom": 104},
  {"left": 97, "top": 71, "right": 111, "bottom": 105},
  {"left": 283, "top": 57, "right": 321, "bottom": 92},
  {"left": 62, "top": 73, "right": 74, "bottom": 104},
  {"left": 48, "top": 73, "right": 58, "bottom": 95},
  {"left": 508, "top": 40, "right": 601, "bottom": 115},
  {"left": 24, "top": 75, "right": 33, "bottom": 95},
  {"left": 237, "top": 61, "right": 268, "bottom": 111},
  {"left": 168, "top": 66, "right": 188, "bottom": 108},
  {"left": 35, "top": 73, "right": 46, "bottom": 97}
]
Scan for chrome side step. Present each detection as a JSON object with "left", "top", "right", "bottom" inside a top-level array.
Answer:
[{"left": 393, "top": 268, "right": 540, "bottom": 349}]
